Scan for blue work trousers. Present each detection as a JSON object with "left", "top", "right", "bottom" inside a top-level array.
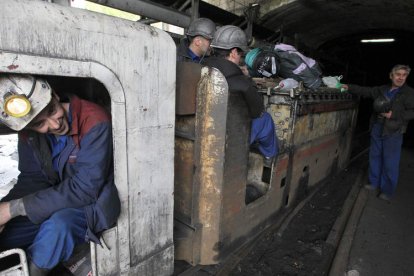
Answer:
[
  {"left": 0, "top": 208, "right": 87, "bottom": 270},
  {"left": 369, "top": 123, "right": 403, "bottom": 196},
  {"left": 250, "top": 112, "right": 279, "bottom": 158}
]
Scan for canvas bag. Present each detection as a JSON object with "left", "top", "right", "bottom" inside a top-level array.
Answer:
[{"left": 274, "top": 43, "right": 322, "bottom": 90}]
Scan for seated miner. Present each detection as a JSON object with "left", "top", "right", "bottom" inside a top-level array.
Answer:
[
  {"left": 177, "top": 17, "right": 216, "bottom": 63},
  {"left": 205, "top": 25, "right": 279, "bottom": 163},
  {"left": 0, "top": 74, "right": 120, "bottom": 275}
]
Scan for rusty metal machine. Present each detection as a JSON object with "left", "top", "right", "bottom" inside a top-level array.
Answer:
[
  {"left": 0, "top": 1, "right": 358, "bottom": 275},
  {"left": 174, "top": 63, "right": 358, "bottom": 266}
]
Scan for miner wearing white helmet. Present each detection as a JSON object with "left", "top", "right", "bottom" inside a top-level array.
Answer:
[
  {"left": 205, "top": 26, "right": 279, "bottom": 203},
  {"left": 0, "top": 74, "right": 120, "bottom": 275},
  {"left": 177, "top": 17, "right": 216, "bottom": 63},
  {"left": 0, "top": 74, "right": 52, "bottom": 131}
]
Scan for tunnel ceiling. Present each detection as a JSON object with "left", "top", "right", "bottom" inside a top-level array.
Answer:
[
  {"left": 139, "top": 0, "right": 414, "bottom": 50},
  {"left": 259, "top": 0, "right": 414, "bottom": 50},
  {"left": 95, "top": 0, "right": 414, "bottom": 83},
  {"left": 255, "top": 0, "right": 414, "bottom": 83},
  {"left": 150, "top": 0, "right": 414, "bottom": 56}
]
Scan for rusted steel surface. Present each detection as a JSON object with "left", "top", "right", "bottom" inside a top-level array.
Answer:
[
  {"left": 288, "top": 136, "right": 340, "bottom": 205},
  {"left": 193, "top": 67, "right": 229, "bottom": 264},
  {"left": 176, "top": 62, "right": 201, "bottom": 115},
  {"left": 175, "top": 116, "right": 196, "bottom": 140},
  {"left": 174, "top": 137, "right": 195, "bottom": 222},
  {"left": 266, "top": 88, "right": 358, "bottom": 205},
  {"left": 297, "top": 101, "right": 357, "bottom": 115},
  {"left": 294, "top": 108, "right": 356, "bottom": 145},
  {"left": 174, "top": 67, "right": 229, "bottom": 265},
  {"left": 268, "top": 103, "right": 294, "bottom": 153},
  {"left": 174, "top": 74, "right": 359, "bottom": 266}
]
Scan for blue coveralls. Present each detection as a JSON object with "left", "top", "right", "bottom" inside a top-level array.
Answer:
[
  {"left": 0, "top": 209, "right": 87, "bottom": 269},
  {"left": 0, "top": 115, "right": 87, "bottom": 269},
  {"left": 0, "top": 96, "right": 120, "bottom": 270},
  {"left": 250, "top": 111, "right": 279, "bottom": 158},
  {"left": 369, "top": 89, "right": 403, "bottom": 197}
]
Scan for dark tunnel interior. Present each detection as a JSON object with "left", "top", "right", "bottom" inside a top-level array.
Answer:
[{"left": 317, "top": 29, "right": 414, "bottom": 144}]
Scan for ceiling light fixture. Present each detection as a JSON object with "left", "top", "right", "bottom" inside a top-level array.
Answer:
[{"left": 361, "top": 38, "right": 395, "bottom": 43}]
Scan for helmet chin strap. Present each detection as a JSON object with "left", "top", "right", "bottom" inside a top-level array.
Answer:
[{"left": 199, "top": 48, "right": 209, "bottom": 64}]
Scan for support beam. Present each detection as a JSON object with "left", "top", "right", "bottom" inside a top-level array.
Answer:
[
  {"left": 191, "top": 0, "right": 200, "bottom": 21},
  {"left": 89, "top": 0, "right": 191, "bottom": 27}
]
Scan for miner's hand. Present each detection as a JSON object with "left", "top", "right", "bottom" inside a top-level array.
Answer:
[
  {"left": 0, "top": 202, "right": 11, "bottom": 226},
  {"left": 381, "top": 110, "right": 393, "bottom": 119}
]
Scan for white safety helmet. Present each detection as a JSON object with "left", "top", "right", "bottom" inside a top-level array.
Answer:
[{"left": 0, "top": 74, "right": 52, "bottom": 131}]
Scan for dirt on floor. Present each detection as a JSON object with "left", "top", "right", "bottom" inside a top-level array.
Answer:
[
  {"left": 226, "top": 160, "right": 365, "bottom": 276},
  {"left": 174, "top": 156, "right": 367, "bottom": 276}
]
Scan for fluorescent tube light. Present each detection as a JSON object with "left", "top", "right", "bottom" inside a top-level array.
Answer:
[{"left": 361, "top": 38, "right": 395, "bottom": 43}]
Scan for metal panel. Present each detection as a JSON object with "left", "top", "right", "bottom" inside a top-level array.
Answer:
[
  {"left": 269, "top": 90, "right": 358, "bottom": 205},
  {"left": 194, "top": 67, "right": 229, "bottom": 264},
  {"left": 174, "top": 75, "right": 358, "bottom": 265},
  {"left": 0, "top": 1, "right": 175, "bottom": 275},
  {"left": 176, "top": 62, "right": 201, "bottom": 115},
  {"left": 174, "top": 66, "right": 229, "bottom": 265},
  {"left": 91, "top": 228, "right": 119, "bottom": 275}
]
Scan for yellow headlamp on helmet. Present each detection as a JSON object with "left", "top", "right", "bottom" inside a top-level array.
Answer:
[
  {"left": 0, "top": 74, "right": 52, "bottom": 131},
  {"left": 3, "top": 94, "right": 32, "bottom": 118}
]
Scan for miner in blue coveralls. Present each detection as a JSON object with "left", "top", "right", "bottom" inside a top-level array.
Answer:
[
  {"left": 342, "top": 65, "right": 414, "bottom": 201},
  {"left": 204, "top": 25, "right": 279, "bottom": 164},
  {"left": 0, "top": 74, "right": 120, "bottom": 275}
]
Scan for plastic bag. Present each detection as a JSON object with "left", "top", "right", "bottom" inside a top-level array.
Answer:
[
  {"left": 322, "top": 75, "right": 343, "bottom": 88},
  {"left": 274, "top": 78, "right": 299, "bottom": 92}
]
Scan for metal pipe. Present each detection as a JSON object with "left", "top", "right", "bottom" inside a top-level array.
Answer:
[
  {"left": 178, "top": 0, "right": 191, "bottom": 11},
  {"left": 138, "top": 18, "right": 158, "bottom": 25},
  {"left": 191, "top": 0, "right": 200, "bottom": 22},
  {"left": 88, "top": 0, "right": 191, "bottom": 28},
  {"left": 191, "top": 0, "right": 199, "bottom": 21},
  {"left": 53, "top": 0, "right": 71, "bottom": 5}
]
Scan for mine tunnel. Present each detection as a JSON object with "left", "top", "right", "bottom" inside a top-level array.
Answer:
[{"left": 1, "top": 1, "right": 414, "bottom": 275}]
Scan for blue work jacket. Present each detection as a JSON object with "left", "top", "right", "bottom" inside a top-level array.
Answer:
[
  {"left": 348, "top": 84, "right": 414, "bottom": 136},
  {"left": 2, "top": 95, "right": 120, "bottom": 243}
]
